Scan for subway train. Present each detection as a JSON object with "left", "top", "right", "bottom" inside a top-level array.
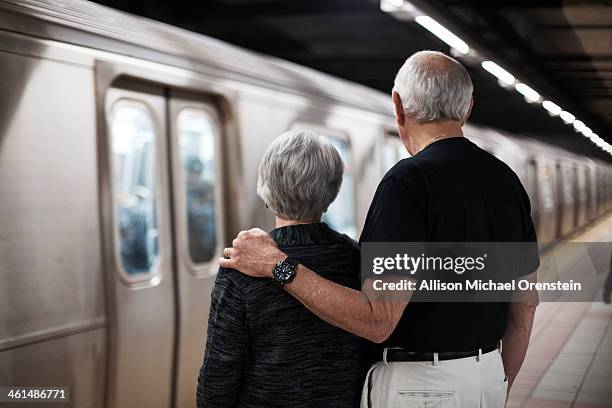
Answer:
[{"left": 0, "top": 0, "right": 611, "bottom": 407}]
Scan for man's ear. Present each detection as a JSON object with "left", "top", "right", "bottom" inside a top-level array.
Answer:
[
  {"left": 461, "top": 97, "right": 473, "bottom": 126},
  {"left": 392, "top": 91, "right": 406, "bottom": 127}
]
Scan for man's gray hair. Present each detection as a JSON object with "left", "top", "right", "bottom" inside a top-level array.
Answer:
[
  {"left": 257, "top": 129, "right": 344, "bottom": 221},
  {"left": 393, "top": 50, "right": 473, "bottom": 123}
]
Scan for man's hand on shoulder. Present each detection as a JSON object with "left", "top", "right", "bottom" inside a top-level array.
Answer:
[{"left": 219, "top": 228, "right": 286, "bottom": 278}]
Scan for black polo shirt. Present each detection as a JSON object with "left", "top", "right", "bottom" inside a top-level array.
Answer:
[{"left": 360, "top": 136, "right": 539, "bottom": 352}]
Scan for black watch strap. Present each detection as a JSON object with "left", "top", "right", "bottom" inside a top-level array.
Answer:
[
  {"left": 272, "top": 256, "right": 299, "bottom": 287},
  {"left": 284, "top": 256, "right": 299, "bottom": 268}
]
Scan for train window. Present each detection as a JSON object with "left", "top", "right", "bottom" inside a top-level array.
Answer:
[
  {"left": 321, "top": 135, "right": 357, "bottom": 239},
  {"left": 177, "top": 108, "right": 218, "bottom": 264},
  {"left": 110, "top": 100, "right": 159, "bottom": 276},
  {"left": 382, "top": 133, "right": 409, "bottom": 173},
  {"left": 541, "top": 166, "right": 554, "bottom": 211},
  {"left": 382, "top": 143, "right": 397, "bottom": 173}
]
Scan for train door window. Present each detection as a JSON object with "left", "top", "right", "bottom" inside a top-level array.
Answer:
[
  {"left": 177, "top": 108, "right": 218, "bottom": 264},
  {"left": 382, "top": 143, "right": 397, "bottom": 173},
  {"left": 110, "top": 100, "right": 159, "bottom": 277},
  {"left": 382, "top": 131, "right": 409, "bottom": 174},
  {"left": 321, "top": 135, "right": 357, "bottom": 239}
]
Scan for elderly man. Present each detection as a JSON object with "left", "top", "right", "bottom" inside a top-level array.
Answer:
[{"left": 220, "top": 50, "right": 540, "bottom": 407}]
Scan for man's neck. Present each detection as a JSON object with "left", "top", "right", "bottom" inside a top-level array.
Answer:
[
  {"left": 275, "top": 216, "right": 320, "bottom": 228},
  {"left": 408, "top": 120, "right": 464, "bottom": 154}
]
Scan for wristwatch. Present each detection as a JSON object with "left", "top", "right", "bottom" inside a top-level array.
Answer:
[{"left": 272, "top": 256, "right": 299, "bottom": 286}]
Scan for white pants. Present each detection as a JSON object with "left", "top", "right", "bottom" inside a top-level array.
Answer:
[{"left": 360, "top": 349, "right": 508, "bottom": 408}]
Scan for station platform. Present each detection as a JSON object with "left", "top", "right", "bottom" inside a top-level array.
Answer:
[{"left": 507, "top": 214, "right": 612, "bottom": 408}]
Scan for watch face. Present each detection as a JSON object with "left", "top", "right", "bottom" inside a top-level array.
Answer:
[{"left": 273, "top": 260, "right": 296, "bottom": 284}]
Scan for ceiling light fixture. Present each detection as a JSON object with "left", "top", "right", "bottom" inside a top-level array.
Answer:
[
  {"left": 414, "top": 15, "right": 470, "bottom": 55},
  {"left": 380, "top": 0, "right": 404, "bottom": 11},
  {"left": 515, "top": 83, "right": 541, "bottom": 103},
  {"left": 582, "top": 127, "right": 593, "bottom": 138},
  {"left": 481, "top": 60, "right": 515, "bottom": 87},
  {"left": 573, "top": 120, "right": 586, "bottom": 133},
  {"left": 542, "top": 100, "right": 561, "bottom": 116},
  {"left": 559, "top": 111, "right": 575, "bottom": 124}
]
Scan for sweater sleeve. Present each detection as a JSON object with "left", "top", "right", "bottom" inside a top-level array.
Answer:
[{"left": 196, "top": 269, "right": 249, "bottom": 408}]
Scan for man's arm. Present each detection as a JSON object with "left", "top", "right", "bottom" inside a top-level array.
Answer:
[
  {"left": 219, "top": 229, "right": 410, "bottom": 343},
  {"left": 197, "top": 270, "right": 248, "bottom": 407},
  {"left": 502, "top": 274, "right": 539, "bottom": 392},
  {"left": 285, "top": 264, "right": 411, "bottom": 344}
]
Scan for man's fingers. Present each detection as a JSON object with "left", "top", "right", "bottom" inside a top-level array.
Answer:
[
  {"left": 248, "top": 227, "right": 264, "bottom": 235},
  {"left": 219, "top": 257, "right": 236, "bottom": 269},
  {"left": 237, "top": 230, "right": 248, "bottom": 238},
  {"left": 223, "top": 247, "right": 235, "bottom": 258}
]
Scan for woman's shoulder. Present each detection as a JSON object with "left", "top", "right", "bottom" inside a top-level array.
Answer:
[
  {"left": 216, "top": 267, "right": 264, "bottom": 285},
  {"left": 325, "top": 228, "right": 361, "bottom": 255},
  {"left": 215, "top": 267, "right": 275, "bottom": 299}
]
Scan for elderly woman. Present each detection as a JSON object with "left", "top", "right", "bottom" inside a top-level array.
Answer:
[{"left": 196, "top": 130, "right": 364, "bottom": 407}]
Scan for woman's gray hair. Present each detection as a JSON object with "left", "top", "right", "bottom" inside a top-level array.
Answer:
[
  {"left": 393, "top": 50, "right": 473, "bottom": 123},
  {"left": 257, "top": 129, "right": 344, "bottom": 221}
]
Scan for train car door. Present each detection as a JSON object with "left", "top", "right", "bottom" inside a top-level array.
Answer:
[
  {"left": 168, "top": 91, "right": 224, "bottom": 408},
  {"left": 537, "top": 163, "right": 557, "bottom": 245},
  {"left": 104, "top": 82, "right": 175, "bottom": 408},
  {"left": 576, "top": 165, "right": 588, "bottom": 227}
]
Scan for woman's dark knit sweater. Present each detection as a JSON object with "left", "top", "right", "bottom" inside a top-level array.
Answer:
[{"left": 196, "top": 222, "right": 365, "bottom": 408}]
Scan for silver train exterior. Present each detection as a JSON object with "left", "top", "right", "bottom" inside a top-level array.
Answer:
[{"left": 0, "top": 0, "right": 610, "bottom": 407}]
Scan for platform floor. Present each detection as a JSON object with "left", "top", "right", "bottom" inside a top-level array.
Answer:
[{"left": 507, "top": 214, "right": 612, "bottom": 408}]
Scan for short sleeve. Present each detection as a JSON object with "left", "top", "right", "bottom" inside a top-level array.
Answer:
[{"left": 360, "top": 173, "right": 427, "bottom": 243}]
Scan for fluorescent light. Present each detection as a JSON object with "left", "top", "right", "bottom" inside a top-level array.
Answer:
[
  {"left": 560, "top": 111, "right": 575, "bottom": 124},
  {"left": 481, "top": 60, "right": 515, "bottom": 86},
  {"left": 542, "top": 100, "right": 562, "bottom": 116},
  {"left": 380, "top": 0, "right": 404, "bottom": 11},
  {"left": 591, "top": 135, "right": 607, "bottom": 150},
  {"left": 515, "top": 83, "right": 541, "bottom": 103},
  {"left": 414, "top": 15, "right": 470, "bottom": 55},
  {"left": 582, "top": 127, "right": 593, "bottom": 138},
  {"left": 573, "top": 120, "right": 586, "bottom": 132}
]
